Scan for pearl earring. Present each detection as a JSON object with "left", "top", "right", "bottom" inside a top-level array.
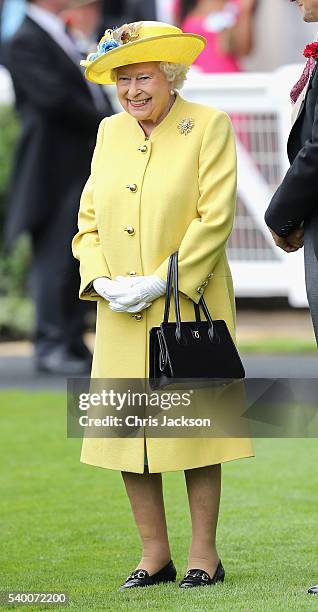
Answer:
[{"left": 170, "top": 89, "right": 175, "bottom": 95}]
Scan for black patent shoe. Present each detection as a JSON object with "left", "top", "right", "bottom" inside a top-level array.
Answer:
[
  {"left": 179, "top": 560, "right": 225, "bottom": 588},
  {"left": 308, "top": 584, "right": 318, "bottom": 594},
  {"left": 119, "top": 559, "right": 177, "bottom": 590}
]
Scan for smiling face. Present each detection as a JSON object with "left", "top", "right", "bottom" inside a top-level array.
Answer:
[
  {"left": 294, "top": 0, "right": 318, "bottom": 22},
  {"left": 116, "top": 62, "right": 174, "bottom": 126}
]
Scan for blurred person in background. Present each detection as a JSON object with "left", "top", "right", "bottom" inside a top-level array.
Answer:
[
  {"left": 0, "top": 0, "right": 26, "bottom": 42},
  {"left": 127, "top": 0, "right": 176, "bottom": 24},
  {"left": 3, "top": 0, "right": 114, "bottom": 375},
  {"left": 101, "top": 0, "right": 129, "bottom": 31},
  {"left": 177, "top": 0, "right": 257, "bottom": 73},
  {"left": 178, "top": 0, "right": 257, "bottom": 150},
  {"left": 63, "top": 0, "right": 102, "bottom": 56},
  {"left": 265, "top": 0, "right": 318, "bottom": 595},
  {"left": 0, "top": 0, "right": 26, "bottom": 64}
]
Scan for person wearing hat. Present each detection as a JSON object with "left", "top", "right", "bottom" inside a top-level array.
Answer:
[
  {"left": 72, "top": 20, "right": 253, "bottom": 590},
  {"left": 3, "top": 0, "right": 114, "bottom": 374},
  {"left": 63, "top": 0, "right": 103, "bottom": 57}
]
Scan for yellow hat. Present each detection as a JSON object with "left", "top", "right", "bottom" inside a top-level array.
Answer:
[{"left": 81, "top": 21, "right": 206, "bottom": 85}]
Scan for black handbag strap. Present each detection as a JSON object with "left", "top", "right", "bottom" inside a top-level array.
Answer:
[
  {"left": 163, "top": 253, "right": 174, "bottom": 323},
  {"left": 164, "top": 252, "right": 200, "bottom": 322},
  {"left": 163, "top": 252, "right": 216, "bottom": 342}
]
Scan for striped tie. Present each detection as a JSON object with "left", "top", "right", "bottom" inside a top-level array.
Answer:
[{"left": 290, "top": 36, "right": 318, "bottom": 104}]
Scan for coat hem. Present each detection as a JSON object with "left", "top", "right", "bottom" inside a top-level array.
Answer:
[{"left": 80, "top": 451, "right": 255, "bottom": 474}]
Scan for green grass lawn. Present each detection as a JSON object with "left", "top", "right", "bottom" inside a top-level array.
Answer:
[
  {"left": 239, "top": 339, "right": 318, "bottom": 354},
  {"left": 1, "top": 391, "right": 318, "bottom": 611}
]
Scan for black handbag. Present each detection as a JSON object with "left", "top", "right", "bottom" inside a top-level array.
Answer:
[{"left": 149, "top": 252, "right": 245, "bottom": 388}]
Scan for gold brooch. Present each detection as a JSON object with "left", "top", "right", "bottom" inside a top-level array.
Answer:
[{"left": 177, "top": 118, "right": 195, "bottom": 136}]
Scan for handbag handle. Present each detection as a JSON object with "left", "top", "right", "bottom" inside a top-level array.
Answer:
[
  {"left": 163, "top": 252, "right": 174, "bottom": 323},
  {"left": 164, "top": 252, "right": 200, "bottom": 323},
  {"left": 164, "top": 252, "right": 216, "bottom": 342}
]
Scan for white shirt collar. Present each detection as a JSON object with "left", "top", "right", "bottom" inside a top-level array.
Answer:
[
  {"left": 27, "top": 3, "right": 65, "bottom": 38},
  {"left": 26, "top": 3, "right": 80, "bottom": 62}
]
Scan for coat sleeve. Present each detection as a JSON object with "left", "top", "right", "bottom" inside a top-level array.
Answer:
[
  {"left": 154, "top": 111, "right": 237, "bottom": 303},
  {"left": 264, "top": 82, "right": 318, "bottom": 237},
  {"left": 72, "top": 118, "right": 111, "bottom": 301}
]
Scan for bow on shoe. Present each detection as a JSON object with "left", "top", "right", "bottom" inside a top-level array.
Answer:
[
  {"left": 119, "top": 568, "right": 153, "bottom": 590},
  {"left": 119, "top": 560, "right": 177, "bottom": 590},
  {"left": 179, "top": 561, "right": 225, "bottom": 588}
]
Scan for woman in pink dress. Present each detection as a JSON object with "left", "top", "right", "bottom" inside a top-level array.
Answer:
[{"left": 177, "top": 0, "right": 257, "bottom": 73}]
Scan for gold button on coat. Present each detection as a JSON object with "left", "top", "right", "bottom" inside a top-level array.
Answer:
[
  {"left": 126, "top": 183, "right": 138, "bottom": 193},
  {"left": 124, "top": 226, "right": 135, "bottom": 236},
  {"left": 129, "top": 271, "right": 137, "bottom": 276},
  {"left": 132, "top": 314, "right": 142, "bottom": 321},
  {"left": 138, "top": 145, "right": 148, "bottom": 153}
]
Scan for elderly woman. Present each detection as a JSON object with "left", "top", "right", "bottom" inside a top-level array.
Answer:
[{"left": 72, "top": 20, "right": 253, "bottom": 590}]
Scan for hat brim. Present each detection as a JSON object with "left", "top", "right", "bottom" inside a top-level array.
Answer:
[{"left": 82, "top": 33, "right": 206, "bottom": 84}]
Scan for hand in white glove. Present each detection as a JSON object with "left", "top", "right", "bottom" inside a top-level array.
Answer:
[
  {"left": 92, "top": 276, "right": 141, "bottom": 301},
  {"left": 106, "top": 276, "right": 153, "bottom": 313},
  {"left": 93, "top": 275, "right": 166, "bottom": 313},
  {"left": 109, "top": 276, "right": 152, "bottom": 311},
  {"left": 110, "top": 275, "right": 166, "bottom": 308},
  {"left": 108, "top": 300, "right": 152, "bottom": 313}
]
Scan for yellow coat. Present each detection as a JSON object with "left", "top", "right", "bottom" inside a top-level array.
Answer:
[{"left": 72, "top": 93, "right": 254, "bottom": 473}]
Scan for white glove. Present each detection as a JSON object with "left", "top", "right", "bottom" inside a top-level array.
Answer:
[
  {"left": 108, "top": 275, "right": 152, "bottom": 312},
  {"left": 110, "top": 275, "right": 166, "bottom": 308},
  {"left": 93, "top": 275, "right": 166, "bottom": 313},
  {"left": 92, "top": 276, "right": 141, "bottom": 301},
  {"left": 108, "top": 300, "right": 152, "bottom": 313}
]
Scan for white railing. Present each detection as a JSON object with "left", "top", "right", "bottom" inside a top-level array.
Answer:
[{"left": 0, "top": 64, "right": 308, "bottom": 306}]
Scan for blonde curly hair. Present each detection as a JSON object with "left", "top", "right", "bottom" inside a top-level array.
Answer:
[{"left": 159, "top": 62, "right": 189, "bottom": 90}]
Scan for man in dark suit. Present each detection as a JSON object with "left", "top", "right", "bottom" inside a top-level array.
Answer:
[
  {"left": 126, "top": 0, "right": 175, "bottom": 23},
  {"left": 100, "top": 0, "right": 128, "bottom": 31},
  {"left": 4, "top": 0, "right": 113, "bottom": 374},
  {"left": 265, "top": 0, "right": 318, "bottom": 349},
  {"left": 265, "top": 0, "right": 318, "bottom": 596}
]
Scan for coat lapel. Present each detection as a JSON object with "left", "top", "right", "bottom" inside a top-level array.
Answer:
[
  {"left": 287, "top": 62, "right": 318, "bottom": 161},
  {"left": 25, "top": 16, "right": 87, "bottom": 87},
  {"left": 291, "top": 79, "right": 310, "bottom": 126},
  {"left": 290, "top": 63, "right": 318, "bottom": 129}
]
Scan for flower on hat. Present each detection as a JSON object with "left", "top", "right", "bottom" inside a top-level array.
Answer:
[
  {"left": 113, "top": 22, "right": 141, "bottom": 45},
  {"left": 82, "top": 23, "right": 142, "bottom": 66}
]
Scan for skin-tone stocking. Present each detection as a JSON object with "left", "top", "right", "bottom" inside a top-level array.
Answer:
[
  {"left": 122, "top": 463, "right": 221, "bottom": 578},
  {"left": 184, "top": 464, "right": 221, "bottom": 576},
  {"left": 121, "top": 470, "right": 171, "bottom": 575}
]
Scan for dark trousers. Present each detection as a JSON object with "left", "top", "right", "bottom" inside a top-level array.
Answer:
[
  {"left": 29, "top": 183, "right": 91, "bottom": 361},
  {"left": 304, "top": 209, "right": 318, "bottom": 347}
]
